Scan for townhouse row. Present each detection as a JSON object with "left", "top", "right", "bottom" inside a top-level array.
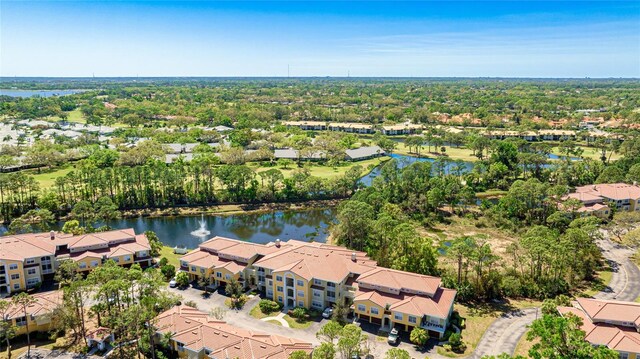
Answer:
[
  {"left": 558, "top": 297, "right": 640, "bottom": 359},
  {"left": 0, "top": 228, "right": 152, "bottom": 295},
  {"left": 563, "top": 182, "right": 640, "bottom": 218},
  {"left": 180, "top": 237, "right": 456, "bottom": 338},
  {"left": 155, "top": 305, "right": 313, "bottom": 359},
  {"left": 282, "top": 121, "right": 424, "bottom": 135}
]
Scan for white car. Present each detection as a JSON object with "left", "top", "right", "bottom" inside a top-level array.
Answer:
[
  {"left": 387, "top": 328, "right": 399, "bottom": 345},
  {"left": 169, "top": 278, "right": 177, "bottom": 288},
  {"left": 322, "top": 307, "right": 334, "bottom": 319}
]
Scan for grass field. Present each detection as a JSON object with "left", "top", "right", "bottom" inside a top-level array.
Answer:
[
  {"left": 283, "top": 314, "right": 314, "bottom": 329},
  {"left": 550, "top": 145, "right": 621, "bottom": 162},
  {"left": 47, "top": 108, "right": 86, "bottom": 123},
  {"left": 29, "top": 165, "right": 75, "bottom": 188},
  {"left": 158, "top": 245, "right": 186, "bottom": 268},
  {"left": 394, "top": 142, "right": 479, "bottom": 162},
  {"left": 251, "top": 156, "right": 390, "bottom": 180},
  {"left": 581, "top": 266, "right": 614, "bottom": 297}
]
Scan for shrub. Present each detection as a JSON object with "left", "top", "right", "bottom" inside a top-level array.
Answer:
[
  {"left": 158, "top": 257, "right": 168, "bottom": 267},
  {"left": 175, "top": 271, "right": 190, "bottom": 287},
  {"left": 291, "top": 307, "right": 307, "bottom": 319},
  {"left": 259, "top": 299, "right": 281, "bottom": 314},
  {"left": 448, "top": 333, "right": 466, "bottom": 353}
]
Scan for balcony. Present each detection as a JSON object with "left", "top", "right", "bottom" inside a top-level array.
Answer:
[{"left": 420, "top": 320, "right": 445, "bottom": 331}]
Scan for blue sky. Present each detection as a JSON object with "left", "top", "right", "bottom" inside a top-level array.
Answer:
[{"left": 1, "top": 1, "right": 639, "bottom": 77}]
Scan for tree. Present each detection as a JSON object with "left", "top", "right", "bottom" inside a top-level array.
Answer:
[
  {"left": 0, "top": 300, "right": 17, "bottom": 359},
  {"left": 409, "top": 327, "right": 428, "bottom": 347},
  {"left": 71, "top": 200, "right": 94, "bottom": 227},
  {"left": 160, "top": 265, "right": 176, "bottom": 280},
  {"left": 337, "top": 324, "right": 366, "bottom": 359},
  {"left": 95, "top": 196, "right": 119, "bottom": 222},
  {"left": 175, "top": 271, "right": 190, "bottom": 288},
  {"left": 317, "top": 320, "right": 343, "bottom": 343},
  {"left": 61, "top": 220, "right": 85, "bottom": 235},
  {"left": 12, "top": 293, "right": 37, "bottom": 358},
  {"left": 384, "top": 348, "right": 410, "bottom": 359},
  {"left": 313, "top": 342, "right": 336, "bottom": 359},
  {"left": 145, "top": 230, "right": 163, "bottom": 257},
  {"left": 289, "top": 350, "right": 310, "bottom": 359},
  {"left": 334, "top": 200, "right": 374, "bottom": 251},
  {"left": 55, "top": 260, "right": 81, "bottom": 286},
  {"left": 331, "top": 301, "right": 351, "bottom": 325},
  {"left": 527, "top": 314, "right": 618, "bottom": 359}
]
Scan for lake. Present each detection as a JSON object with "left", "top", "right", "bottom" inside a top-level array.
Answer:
[
  {"left": 0, "top": 89, "right": 86, "bottom": 98},
  {"left": 359, "top": 154, "right": 474, "bottom": 186}
]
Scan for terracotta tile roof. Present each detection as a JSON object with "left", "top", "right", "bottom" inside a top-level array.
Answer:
[
  {"left": 254, "top": 240, "right": 376, "bottom": 282},
  {"left": 199, "top": 236, "right": 284, "bottom": 261},
  {"left": 355, "top": 287, "right": 456, "bottom": 319},
  {"left": 576, "top": 298, "right": 640, "bottom": 328},
  {"left": 357, "top": 267, "right": 441, "bottom": 296},
  {"left": 559, "top": 308, "right": 640, "bottom": 353},
  {"left": 2, "top": 290, "right": 63, "bottom": 320},
  {"left": 0, "top": 235, "right": 56, "bottom": 261},
  {"left": 575, "top": 183, "right": 640, "bottom": 201},
  {"left": 155, "top": 305, "right": 312, "bottom": 359}
]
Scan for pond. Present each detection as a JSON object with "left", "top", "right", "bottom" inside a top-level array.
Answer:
[
  {"left": 359, "top": 154, "right": 474, "bottom": 186},
  {"left": 0, "top": 89, "right": 86, "bottom": 98}
]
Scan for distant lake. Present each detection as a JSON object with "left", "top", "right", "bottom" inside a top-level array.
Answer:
[
  {"left": 359, "top": 154, "right": 473, "bottom": 186},
  {"left": 0, "top": 89, "right": 86, "bottom": 98}
]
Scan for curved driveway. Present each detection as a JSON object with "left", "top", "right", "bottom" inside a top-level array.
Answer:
[{"left": 470, "top": 237, "right": 640, "bottom": 358}]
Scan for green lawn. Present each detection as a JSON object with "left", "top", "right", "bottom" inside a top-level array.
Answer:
[
  {"left": 29, "top": 165, "right": 75, "bottom": 188},
  {"left": 550, "top": 145, "right": 621, "bottom": 162},
  {"left": 283, "top": 314, "right": 314, "bottom": 329},
  {"left": 581, "top": 267, "right": 614, "bottom": 297},
  {"left": 158, "top": 245, "right": 186, "bottom": 268},
  {"left": 266, "top": 319, "right": 283, "bottom": 326},
  {"left": 249, "top": 304, "right": 272, "bottom": 319}
]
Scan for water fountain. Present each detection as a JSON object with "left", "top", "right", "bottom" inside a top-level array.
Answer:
[{"left": 190, "top": 214, "right": 211, "bottom": 238}]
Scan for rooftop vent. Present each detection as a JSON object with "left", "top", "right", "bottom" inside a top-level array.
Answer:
[
  {"left": 50, "top": 231, "right": 55, "bottom": 240},
  {"left": 351, "top": 252, "right": 357, "bottom": 262},
  {"left": 275, "top": 239, "right": 281, "bottom": 248}
]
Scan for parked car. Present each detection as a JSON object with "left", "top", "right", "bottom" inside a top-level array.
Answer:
[
  {"left": 169, "top": 278, "right": 177, "bottom": 288},
  {"left": 387, "top": 328, "right": 399, "bottom": 345},
  {"left": 322, "top": 307, "right": 334, "bottom": 319}
]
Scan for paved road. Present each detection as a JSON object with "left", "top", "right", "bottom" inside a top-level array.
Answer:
[
  {"left": 469, "top": 308, "right": 539, "bottom": 359},
  {"left": 470, "top": 236, "right": 640, "bottom": 358},
  {"left": 594, "top": 237, "right": 640, "bottom": 302}
]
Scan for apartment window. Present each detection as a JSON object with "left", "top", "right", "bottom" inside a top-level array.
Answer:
[
  {"left": 394, "top": 313, "right": 403, "bottom": 321},
  {"left": 357, "top": 304, "right": 366, "bottom": 312},
  {"left": 276, "top": 275, "right": 283, "bottom": 282},
  {"left": 25, "top": 258, "right": 35, "bottom": 265},
  {"left": 124, "top": 256, "right": 131, "bottom": 261},
  {"left": 225, "top": 274, "right": 231, "bottom": 280},
  {"left": 297, "top": 290, "right": 304, "bottom": 297},
  {"left": 370, "top": 307, "right": 379, "bottom": 315},
  {"left": 327, "top": 291, "right": 335, "bottom": 298},
  {"left": 113, "top": 257, "right": 120, "bottom": 263},
  {"left": 277, "top": 296, "right": 283, "bottom": 303},
  {"left": 180, "top": 261, "right": 188, "bottom": 267},
  {"left": 91, "top": 261, "right": 99, "bottom": 267},
  {"left": 13, "top": 283, "right": 20, "bottom": 289},
  {"left": 41, "top": 256, "right": 50, "bottom": 262},
  {"left": 10, "top": 274, "right": 19, "bottom": 280},
  {"left": 15, "top": 316, "right": 27, "bottom": 326},
  {"left": 27, "top": 268, "right": 36, "bottom": 275},
  {"left": 312, "top": 301, "right": 323, "bottom": 309},
  {"left": 327, "top": 282, "right": 336, "bottom": 288},
  {"left": 79, "top": 262, "right": 87, "bottom": 269},
  {"left": 297, "top": 280, "right": 304, "bottom": 287},
  {"left": 409, "top": 316, "right": 417, "bottom": 324},
  {"left": 277, "top": 286, "right": 283, "bottom": 292},
  {"left": 9, "top": 264, "right": 18, "bottom": 270},
  {"left": 200, "top": 268, "right": 205, "bottom": 274},
  {"left": 268, "top": 280, "right": 273, "bottom": 286},
  {"left": 298, "top": 301, "right": 304, "bottom": 307},
  {"left": 313, "top": 291, "right": 321, "bottom": 298},
  {"left": 27, "top": 278, "right": 39, "bottom": 287},
  {"left": 619, "top": 353, "right": 628, "bottom": 359},
  {"left": 191, "top": 266, "right": 196, "bottom": 272},
  {"left": 313, "top": 279, "right": 322, "bottom": 285},
  {"left": 217, "top": 272, "right": 222, "bottom": 278}
]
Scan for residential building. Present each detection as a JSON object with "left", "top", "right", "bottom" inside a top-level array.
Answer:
[
  {"left": 1, "top": 290, "right": 63, "bottom": 335},
  {"left": 558, "top": 298, "right": 640, "bottom": 359},
  {"left": 345, "top": 145, "right": 385, "bottom": 161},
  {"left": 380, "top": 123, "right": 423, "bottom": 135},
  {"left": 0, "top": 228, "right": 151, "bottom": 294},
  {"left": 180, "top": 237, "right": 456, "bottom": 338},
  {"left": 282, "top": 121, "right": 327, "bottom": 131},
  {"left": 574, "top": 183, "right": 640, "bottom": 212},
  {"left": 155, "top": 305, "right": 313, "bottom": 359},
  {"left": 562, "top": 191, "right": 611, "bottom": 218}
]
